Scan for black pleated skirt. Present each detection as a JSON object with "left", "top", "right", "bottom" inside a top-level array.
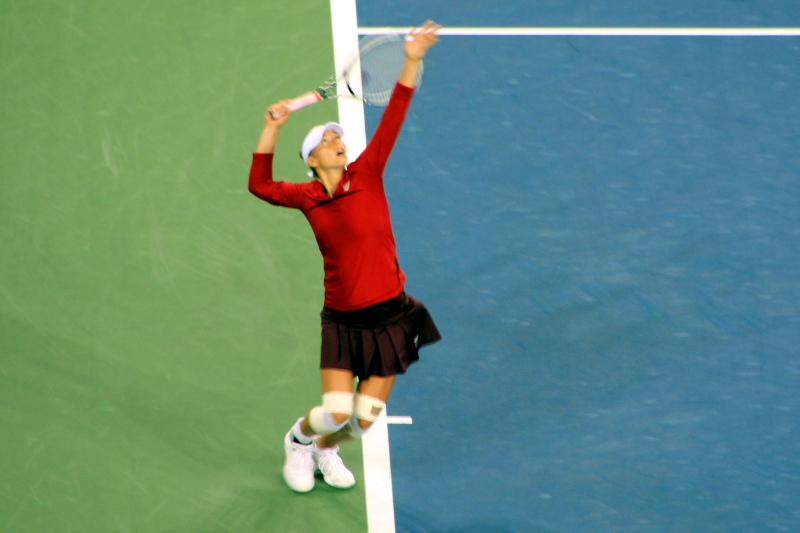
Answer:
[{"left": 320, "top": 292, "right": 441, "bottom": 380}]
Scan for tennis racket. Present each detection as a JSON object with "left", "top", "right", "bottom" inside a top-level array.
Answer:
[{"left": 270, "top": 33, "right": 424, "bottom": 118}]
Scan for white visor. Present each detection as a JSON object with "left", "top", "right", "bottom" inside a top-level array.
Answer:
[{"left": 301, "top": 122, "right": 345, "bottom": 165}]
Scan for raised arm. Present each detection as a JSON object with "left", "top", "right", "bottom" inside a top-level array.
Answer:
[
  {"left": 250, "top": 100, "right": 304, "bottom": 207},
  {"left": 398, "top": 21, "right": 441, "bottom": 88}
]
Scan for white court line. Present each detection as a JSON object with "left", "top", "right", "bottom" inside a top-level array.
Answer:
[
  {"left": 361, "top": 410, "right": 402, "bottom": 533},
  {"left": 331, "top": 0, "right": 366, "bottom": 157},
  {"left": 360, "top": 26, "right": 800, "bottom": 37},
  {"left": 359, "top": 413, "right": 413, "bottom": 533},
  {"left": 329, "top": 4, "right": 397, "bottom": 533}
]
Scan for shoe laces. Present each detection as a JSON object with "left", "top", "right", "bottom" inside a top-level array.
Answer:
[{"left": 316, "top": 446, "right": 348, "bottom": 475}]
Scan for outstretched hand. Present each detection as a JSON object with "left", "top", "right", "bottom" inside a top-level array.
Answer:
[{"left": 405, "top": 20, "right": 441, "bottom": 61}]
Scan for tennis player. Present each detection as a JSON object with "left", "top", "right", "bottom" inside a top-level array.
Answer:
[{"left": 249, "top": 21, "right": 441, "bottom": 492}]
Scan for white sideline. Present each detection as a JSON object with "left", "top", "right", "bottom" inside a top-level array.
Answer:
[
  {"left": 359, "top": 26, "right": 800, "bottom": 37},
  {"left": 329, "top": 4, "right": 398, "bottom": 533},
  {"left": 362, "top": 410, "right": 398, "bottom": 533}
]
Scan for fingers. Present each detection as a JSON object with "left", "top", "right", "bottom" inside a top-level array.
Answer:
[
  {"left": 407, "top": 20, "right": 441, "bottom": 42},
  {"left": 405, "top": 21, "right": 441, "bottom": 60},
  {"left": 267, "top": 100, "right": 292, "bottom": 124}
]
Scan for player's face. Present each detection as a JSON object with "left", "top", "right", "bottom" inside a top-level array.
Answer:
[{"left": 310, "top": 130, "right": 347, "bottom": 170}]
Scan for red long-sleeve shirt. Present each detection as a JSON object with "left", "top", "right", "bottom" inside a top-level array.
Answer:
[{"left": 249, "top": 83, "right": 415, "bottom": 311}]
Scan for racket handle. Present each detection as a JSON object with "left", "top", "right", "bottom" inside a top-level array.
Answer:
[
  {"left": 288, "top": 91, "right": 324, "bottom": 111},
  {"left": 269, "top": 91, "right": 324, "bottom": 119}
]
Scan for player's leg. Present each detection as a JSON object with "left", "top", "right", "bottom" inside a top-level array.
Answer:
[
  {"left": 317, "top": 374, "right": 396, "bottom": 448},
  {"left": 282, "top": 368, "right": 355, "bottom": 492},
  {"left": 349, "top": 373, "right": 395, "bottom": 435},
  {"left": 297, "top": 368, "right": 355, "bottom": 439},
  {"left": 311, "top": 374, "right": 395, "bottom": 489}
]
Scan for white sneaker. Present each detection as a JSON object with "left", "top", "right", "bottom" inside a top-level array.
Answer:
[
  {"left": 313, "top": 443, "right": 356, "bottom": 489},
  {"left": 283, "top": 429, "right": 315, "bottom": 493}
]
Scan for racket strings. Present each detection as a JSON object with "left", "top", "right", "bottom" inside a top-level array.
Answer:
[{"left": 345, "top": 35, "right": 423, "bottom": 106}]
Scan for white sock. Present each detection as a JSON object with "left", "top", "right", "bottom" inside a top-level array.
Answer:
[{"left": 292, "top": 418, "right": 315, "bottom": 445}]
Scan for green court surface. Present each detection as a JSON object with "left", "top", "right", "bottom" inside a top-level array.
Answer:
[{"left": 1, "top": 2, "right": 369, "bottom": 531}]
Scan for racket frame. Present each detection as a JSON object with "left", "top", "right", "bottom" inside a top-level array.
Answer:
[{"left": 277, "top": 34, "right": 420, "bottom": 116}]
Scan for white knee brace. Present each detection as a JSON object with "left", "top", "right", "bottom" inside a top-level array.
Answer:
[
  {"left": 347, "top": 394, "right": 386, "bottom": 437},
  {"left": 307, "top": 392, "right": 354, "bottom": 435}
]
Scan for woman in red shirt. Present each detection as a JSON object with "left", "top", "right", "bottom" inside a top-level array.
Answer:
[{"left": 249, "top": 21, "right": 441, "bottom": 492}]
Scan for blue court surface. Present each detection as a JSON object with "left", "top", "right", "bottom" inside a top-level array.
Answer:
[{"left": 358, "top": 2, "right": 800, "bottom": 532}]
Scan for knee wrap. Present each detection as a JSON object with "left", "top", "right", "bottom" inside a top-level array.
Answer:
[
  {"left": 307, "top": 392, "right": 354, "bottom": 435},
  {"left": 354, "top": 394, "right": 386, "bottom": 422},
  {"left": 347, "top": 394, "right": 386, "bottom": 437}
]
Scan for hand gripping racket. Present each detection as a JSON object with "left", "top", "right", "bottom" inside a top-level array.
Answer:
[{"left": 270, "top": 33, "right": 424, "bottom": 118}]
